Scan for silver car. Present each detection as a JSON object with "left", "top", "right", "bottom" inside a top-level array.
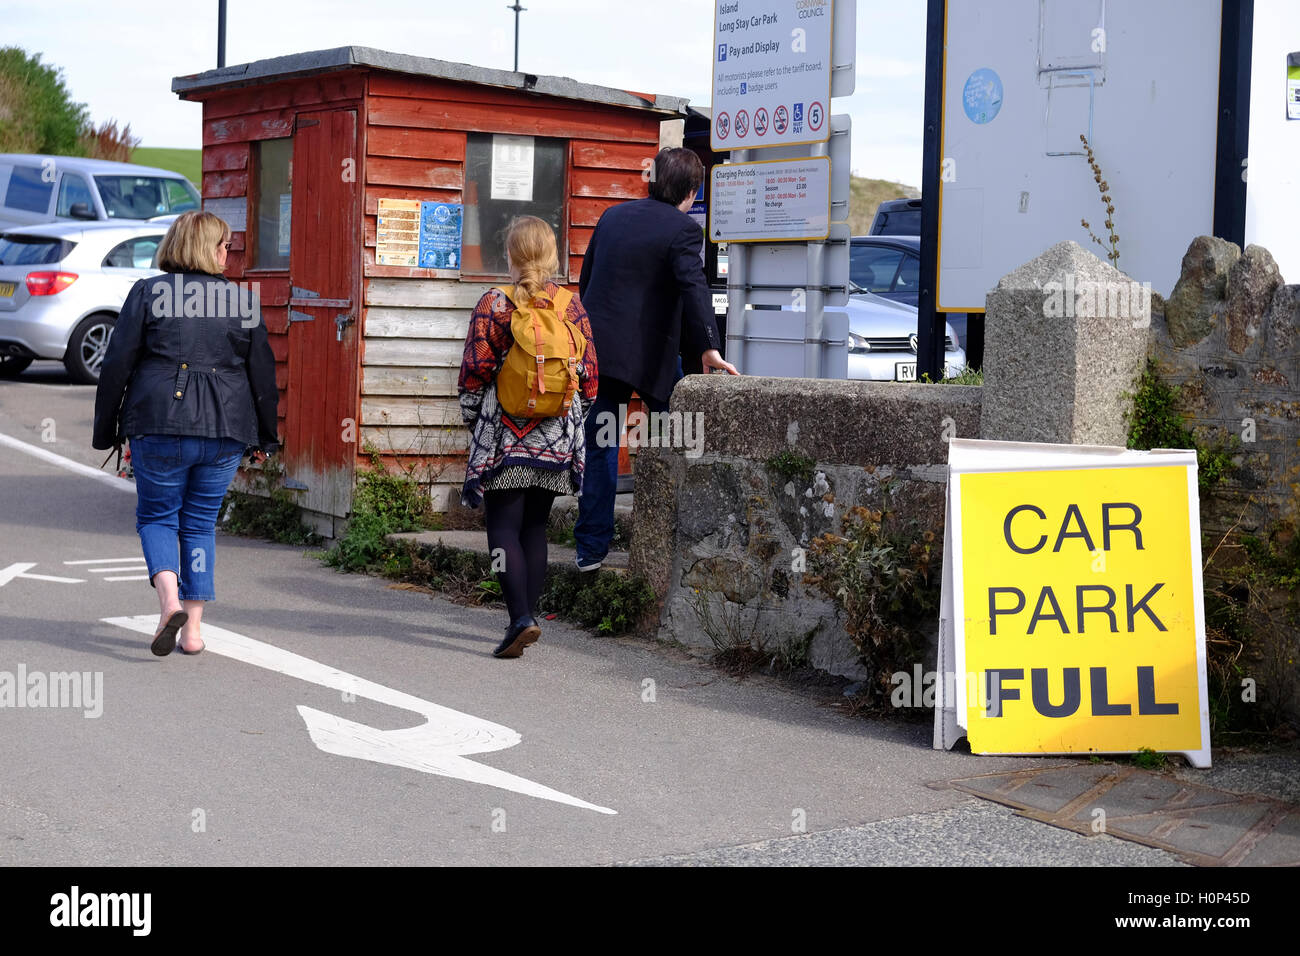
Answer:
[
  {"left": 845, "top": 291, "right": 967, "bottom": 382},
  {"left": 754, "top": 290, "right": 966, "bottom": 381},
  {"left": 0, "top": 221, "right": 165, "bottom": 383}
]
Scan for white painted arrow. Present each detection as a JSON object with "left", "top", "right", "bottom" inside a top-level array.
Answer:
[{"left": 103, "top": 615, "right": 615, "bottom": 815}]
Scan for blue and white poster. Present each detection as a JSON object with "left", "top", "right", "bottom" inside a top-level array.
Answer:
[
  {"left": 963, "top": 68, "right": 1004, "bottom": 125},
  {"left": 419, "top": 202, "right": 463, "bottom": 270}
]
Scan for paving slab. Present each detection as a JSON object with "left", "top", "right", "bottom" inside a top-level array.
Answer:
[{"left": 934, "top": 765, "right": 1300, "bottom": 866}]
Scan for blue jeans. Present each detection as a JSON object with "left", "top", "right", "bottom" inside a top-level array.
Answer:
[
  {"left": 573, "top": 377, "right": 669, "bottom": 563},
  {"left": 130, "top": 435, "right": 245, "bottom": 602}
]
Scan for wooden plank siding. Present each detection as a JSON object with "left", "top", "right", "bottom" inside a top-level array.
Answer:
[
  {"left": 193, "top": 67, "right": 674, "bottom": 514},
  {"left": 566, "top": 138, "right": 656, "bottom": 280}
]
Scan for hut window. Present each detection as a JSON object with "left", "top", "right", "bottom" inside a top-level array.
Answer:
[
  {"left": 252, "top": 138, "right": 292, "bottom": 270},
  {"left": 462, "top": 133, "right": 566, "bottom": 276}
]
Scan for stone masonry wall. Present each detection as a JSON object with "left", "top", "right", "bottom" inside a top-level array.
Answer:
[
  {"left": 1154, "top": 237, "right": 1299, "bottom": 538},
  {"left": 630, "top": 376, "right": 981, "bottom": 680}
]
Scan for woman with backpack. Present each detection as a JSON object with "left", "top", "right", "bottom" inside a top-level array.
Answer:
[{"left": 458, "top": 215, "right": 599, "bottom": 658}]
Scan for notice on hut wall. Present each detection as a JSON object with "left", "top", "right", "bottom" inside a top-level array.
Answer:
[
  {"left": 491, "top": 134, "right": 534, "bottom": 201},
  {"left": 376, "top": 198, "right": 422, "bottom": 267},
  {"left": 418, "top": 202, "right": 463, "bottom": 270},
  {"left": 203, "top": 197, "right": 247, "bottom": 233},
  {"left": 277, "top": 194, "right": 292, "bottom": 258}
]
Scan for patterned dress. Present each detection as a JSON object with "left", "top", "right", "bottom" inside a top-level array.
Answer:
[{"left": 458, "top": 281, "right": 599, "bottom": 508}]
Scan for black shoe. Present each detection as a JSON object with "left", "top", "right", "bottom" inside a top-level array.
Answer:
[
  {"left": 493, "top": 616, "right": 541, "bottom": 658},
  {"left": 150, "top": 610, "right": 188, "bottom": 657}
]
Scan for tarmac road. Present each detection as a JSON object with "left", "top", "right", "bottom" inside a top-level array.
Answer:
[{"left": 0, "top": 370, "right": 1184, "bottom": 866}]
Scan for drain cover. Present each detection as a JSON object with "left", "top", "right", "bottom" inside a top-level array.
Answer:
[{"left": 933, "top": 765, "right": 1300, "bottom": 866}]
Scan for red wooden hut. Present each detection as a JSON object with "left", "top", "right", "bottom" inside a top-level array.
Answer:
[{"left": 172, "top": 47, "right": 687, "bottom": 534}]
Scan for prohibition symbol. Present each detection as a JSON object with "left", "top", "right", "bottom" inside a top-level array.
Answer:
[
  {"left": 715, "top": 111, "right": 730, "bottom": 140},
  {"left": 809, "top": 101, "right": 825, "bottom": 132},
  {"left": 773, "top": 105, "right": 789, "bottom": 135},
  {"left": 735, "top": 110, "right": 749, "bottom": 138},
  {"left": 753, "top": 107, "right": 769, "bottom": 136}
]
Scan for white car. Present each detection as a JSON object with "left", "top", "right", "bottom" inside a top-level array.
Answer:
[
  {"left": 0, "top": 154, "right": 199, "bottom": 231},
  {"left": 0, "top": 220, "right": 166, "bottom": 383}
]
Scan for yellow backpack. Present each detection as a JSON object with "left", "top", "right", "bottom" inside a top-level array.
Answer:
[{"left": 494, "top": 285, "right": 585, "bottom": 419}]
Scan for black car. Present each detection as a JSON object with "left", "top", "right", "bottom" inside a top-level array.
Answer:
[
  {"left": 869, "top": 198, "right": 922, "bottom": 236},
  {"left": 850, "top": 235, "right": 920, "bottom": 307}
]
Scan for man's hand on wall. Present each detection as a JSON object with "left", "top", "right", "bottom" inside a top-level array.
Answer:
[{"left": 702, "top": 349, "right": 739, "bottom": 375}]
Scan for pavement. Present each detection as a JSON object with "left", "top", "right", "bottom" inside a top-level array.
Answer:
[{"left": 1, "top": 363, "right": 1295, "bottom": 867}]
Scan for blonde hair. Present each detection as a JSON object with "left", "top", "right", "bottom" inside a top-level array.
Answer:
[
  {"left": 505, "top": 216, "right": 559, "bottom": 303},
  {"left": 157, "top": 210, "right": 230, "bottom": 275}
]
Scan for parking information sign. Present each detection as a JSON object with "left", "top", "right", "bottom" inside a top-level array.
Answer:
[
  {"left": 712, "top": 0, "right": 834, "bottom": 151},
  {"left": 935, "top": 439, "right": 1211, "bottom": 768},
  {"left": 710, "top": 157, "right": 831, "bottom": 241}
]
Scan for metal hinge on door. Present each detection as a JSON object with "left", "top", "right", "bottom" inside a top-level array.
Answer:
[{"left": 290, "top": 285, "right": 352, "bottom": 310}]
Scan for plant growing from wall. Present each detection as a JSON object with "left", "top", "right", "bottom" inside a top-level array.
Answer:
[
  {"left": 1079, "top": 134, "right": 1120, "bottom": 266},
  {"left": 1124, "top": 360, "right": 1236, "bottom": 492},
  {"left": 220, "top": 458, "right": 321, "bottom": 545},
  {"left": 1202, "top": 526, "right": 1300, "bottom": 737},
  {"left": 804, "top": 491, "right": 941, "bottom": 711},
  {"left": 323, "top": 446, "right": 438, "bottom": 572}
]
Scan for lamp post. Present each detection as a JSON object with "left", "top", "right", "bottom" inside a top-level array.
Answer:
[
  {"left": 507, "top": 1, "right": 526, "bottom": 72},
  {"left": 217, "top": 0, "right": 227, "bottom": 68}
]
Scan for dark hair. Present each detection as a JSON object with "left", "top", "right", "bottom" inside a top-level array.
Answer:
[{"left": 649, "top": 147, "right": 704, "bottom": 206}]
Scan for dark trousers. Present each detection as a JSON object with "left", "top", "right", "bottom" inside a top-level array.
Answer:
[
  {"left": 573, "top": 375, "right": 669, "bottom": 563},
  {"left": 484, "top": 487, "right": 557, "bottom": 621}
]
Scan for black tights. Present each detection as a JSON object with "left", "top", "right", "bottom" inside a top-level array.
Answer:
[{"left": 483, "top": 487, "right": 556, "bottom": 622}]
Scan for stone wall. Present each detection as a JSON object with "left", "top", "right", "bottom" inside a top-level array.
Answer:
[
  {"left": 1152, "top": 237, "right": 1300, "bottom": 729},
  {"left": 630, "top": 376, "right": 981, "bottom": 679},
  {"left": 1154, "top": 237, "right": 1299, "bottom": 538},
  {"left": 631, "top": 236, "right": 1297, "bottom": 730}
]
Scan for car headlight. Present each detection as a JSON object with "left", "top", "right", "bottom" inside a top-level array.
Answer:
[{"left": 848, "top": 332, "right": 871, "bottom": 353}]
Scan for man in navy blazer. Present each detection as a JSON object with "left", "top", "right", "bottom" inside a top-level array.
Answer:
[{"left": 574, "top": 147, "right": 737, "bottom": 570}]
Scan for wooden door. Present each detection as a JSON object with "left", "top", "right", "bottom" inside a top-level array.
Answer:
[{"left": 284, "top": 109, "right": 360, "bottom": 518}]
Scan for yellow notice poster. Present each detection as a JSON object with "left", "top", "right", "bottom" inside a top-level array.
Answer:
[
  {"left": 934, "top": 440, "right": 1210, "bottom": 767},
  {"left": 376, "top": 198, "right": 421, "bottom": 267}
]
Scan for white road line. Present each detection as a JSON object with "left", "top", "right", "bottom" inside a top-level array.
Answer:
[
  {"left": 88, "top": 566, "right": 147, "bottom": 573},
  {"left": 102, "top": 575, "right": 150, "bottom": 581},
  {"left": 64, "top": 558, "right": 146, "bottom": 565},
  {"left": 103, "top": 615, "right": 617, "bottom": 815},
  {"left": 0, "top": 563, "right": 84, "bottom": 586},
  {"left": 0, "top": 432, "right": 135, "bottom": 494}
]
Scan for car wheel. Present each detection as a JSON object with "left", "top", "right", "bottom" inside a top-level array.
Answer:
[
  {"left": 64, "top": 313, "right": 115, "bottom": 384},
  {"left": 0, "top": 354, "right": 34, "bottom": 378}
]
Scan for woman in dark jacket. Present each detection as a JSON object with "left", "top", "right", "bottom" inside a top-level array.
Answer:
[{"left": 93, "top": 210, "right": 279, "bottom": 657}]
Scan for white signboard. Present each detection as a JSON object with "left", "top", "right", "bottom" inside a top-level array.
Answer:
[
  {"left": 710, "top": 157, "right": 830, "bottom": 242},
  {"left": 711, "top": 0, "right": 834, "bottom": 151},
  {"left": 491, "top": 134, "right": 534, "bottom": 201}
]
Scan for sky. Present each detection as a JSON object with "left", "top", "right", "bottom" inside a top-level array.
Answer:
[{"left": 3, "top": 0, "right": 928, "bottom": 186}]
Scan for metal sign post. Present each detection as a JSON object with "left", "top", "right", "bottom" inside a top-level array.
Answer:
[{"left": 710, "top": 0, "right": 856, "bottom": 378}]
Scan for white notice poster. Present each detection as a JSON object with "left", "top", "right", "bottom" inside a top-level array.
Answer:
[{"left": 491, "top": 135, "right": 534, "bottom": 201}]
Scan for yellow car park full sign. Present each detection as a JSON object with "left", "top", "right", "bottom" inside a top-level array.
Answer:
[{"left": 933, "top": 439, "right": 1211, "bottom": 768}]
